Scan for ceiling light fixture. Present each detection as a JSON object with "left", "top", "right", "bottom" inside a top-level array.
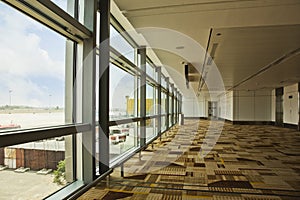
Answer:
[{"left": 176, "top": 46, "right": 184, "bottom": 50}]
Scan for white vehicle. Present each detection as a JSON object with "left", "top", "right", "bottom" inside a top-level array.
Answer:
[
  {"left": 120, "top": 127, "right": 130, "bottom": 136},
  {"left": 110, "top": 128, "right": 127, "bottom": 144}
]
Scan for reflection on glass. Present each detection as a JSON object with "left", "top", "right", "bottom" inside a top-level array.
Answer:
[
  {"left": 161, "top": 92, "right": 166, "bottom": 114},
  {"left": 110, "top": 64, "right": 136, "bottom": 120},
  {"left": 169, "top": 95, "right": 172, "bottom": 114},
  {"left": 110, "top": 25, "right": 135, "bottom": 64},
  {"left": 51, "top": 0, "right": 68, "bottom": 13},
  {"left": 146, "top": 118, "right": 157, "bottom": 142},
  {"left": 0, "top": 138, "right": 69, "bottom": 199},
  {"left": 161, "top": 116, "right": 166, "bottom": 132},
  {"left": 0, "top": 2, "right": 66, "bottom": 131},
  {"left": 146, "top": 62, "right": 155, "bottom": 80},
  {"left": 146, "top": 84, "right": 155, "bottom": 116},
  {"left": 108, "top": 123, "right": 139, "bottom": 162},
  {"left": 161, "top": 77, "right": 167, "bottom": 89}
]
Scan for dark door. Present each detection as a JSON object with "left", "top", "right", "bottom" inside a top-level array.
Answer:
[
  {"left": 298, "top": 83, "right": 300, "bottom": 131},
  {"left": 275, "top": 87, "right": 284, "bottom": 127}
]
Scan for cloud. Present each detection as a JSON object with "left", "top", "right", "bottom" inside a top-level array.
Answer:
[
  {"left": 0, "top": 3, "right": 65, "bottom": 107},
  {"left": 0, "top": 17, "right": 64, "bottom": 79}
]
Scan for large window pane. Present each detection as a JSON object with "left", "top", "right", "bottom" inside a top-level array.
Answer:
[
  {"left": 146, "top": 84, "right": 155, "bottom": 116},
  {"left": 161, "top": 116, "right": 166, "bottom": 132},
  {"left": 161, "top": 77, "right": 167, "bottom": 89},
  {"left": 146, "top": 118, "right": 156, "bottom": 142},
  {"left": 108, "top": 122, "right": 139, "bottom": 162},
  {"left": 169, "top": 95, "right": 173, "bottom": 114},
  {"left": 110, "top": 64, "right": 137, "bottom": 120},
  {"left": 0, "top": 136, "right": 70, "bottom": 199},
  {"left": 161, "top": 92, "right": 167, "bottom": 114},
  {"left": 110, "top": 25, "right": 135, "bottom": 64},
  {"left": 51, "top": 0, "right": 68, "bottom": 13},
  {"left": 146, "top": 62, "right": 155, "bottom": 80},
  {"left": 0, "top": 2, "right": 66, "bottom": 131}
]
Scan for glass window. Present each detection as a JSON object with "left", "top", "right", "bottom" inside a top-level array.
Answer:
[
  {"left": 146, "top": 84, "right": 155, "bottom": 116},
  {"left": 51, "top": 0, "right": 68, "bottom": 12},
  {"left": 96, "top": 55, "right": 99, "bottom": 122},
  {"left": 109, "top": 64, "right": 136, "bottom": 120},
  {"left": 169, "top": 95, "right": 173, "bottom": 114},
  {"left": 161, "top": 92, "right": 167, "bottom": 114},
  {"left": 161, "top": 116, "right": 166, "bottom": 133},
  {"left": 108, "top": 122, "right": 139, "bottom": 162},
  {"left": 146, "top": 118, "right": 156, "bottom": 142},
  {"left": 161, "top": 77, "right": 167, "bottom": 89},
  {"left": 137, "top": 77, "right": 140, "bottom": 117},
  {"left": 146, "top": 62, "right": 155, "bottom": 80},
  {"left": 155, "top": 87, "right": 159, "bottom": 114},
  {"left": 0, "top": 2, "right": 67, "bottom": 132},
  {"left": 0, "top": 137, "right": 70, "bottom": 199},
  {"left": 110, "top": 25, "right": 135, "bottom": 64}
]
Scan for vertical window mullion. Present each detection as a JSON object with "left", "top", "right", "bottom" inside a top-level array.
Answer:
[{"left": 139, "top": 46, "right": 147, "bottom": 148}]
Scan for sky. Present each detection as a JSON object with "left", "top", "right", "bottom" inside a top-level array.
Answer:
[
  {"left": 109, "top": 25, "right": 155, "bottom": 111},
  {"left": 0, "top": 1, "right": 66, "bottom": 108},
  {"left": 0, "top": 1, "right": 153, "bottom": 110}
]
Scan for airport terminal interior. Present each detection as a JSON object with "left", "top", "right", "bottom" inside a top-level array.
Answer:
[{"left": 0, "top": 0, "right": 299, "bottom": 199}]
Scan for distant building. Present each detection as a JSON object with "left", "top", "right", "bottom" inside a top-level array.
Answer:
[{"left": 126, "top": 98, "right": 167, "bottom": 116}]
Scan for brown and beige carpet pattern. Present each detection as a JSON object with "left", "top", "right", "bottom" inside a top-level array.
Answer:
[{"left": 78, "top": 120, "right": 300, "bottom": 199}]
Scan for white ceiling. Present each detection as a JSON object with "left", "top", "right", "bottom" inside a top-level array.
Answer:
[{"left": 113, "top": 0, "right": 300, "bottom": 96}]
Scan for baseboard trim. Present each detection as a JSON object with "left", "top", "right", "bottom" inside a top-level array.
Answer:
[
  {"left": 232, "top": 121, "right": 274, "bottom": 125},
  {"left": 218, "top": 118, "right": 274, "bottom": 125},
  {"left": 184, "top": 117, "right": 208, "bottom": 120},
  {"left": 283, "top": 123, "right": 298, "bottom": 130}
]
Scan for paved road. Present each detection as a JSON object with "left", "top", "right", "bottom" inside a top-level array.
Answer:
[{"left": 0, "top": 170, "right": 63, "bottom": 200}]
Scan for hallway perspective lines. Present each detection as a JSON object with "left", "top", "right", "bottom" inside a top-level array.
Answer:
[{"left": 78, "top": 120, "right": 300, "bottom": 199}]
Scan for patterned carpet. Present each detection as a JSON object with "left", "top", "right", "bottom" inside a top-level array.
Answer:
[{"left": 78, "top": 120, "right": 300, "bottom": 199}]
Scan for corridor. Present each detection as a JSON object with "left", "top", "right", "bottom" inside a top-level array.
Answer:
[{"left": 78, "top": 120, "right": 300, "bottom": 199}]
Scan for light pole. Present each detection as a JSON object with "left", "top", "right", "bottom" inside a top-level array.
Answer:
[
  {"left": 125, "top": 95, "right": 129, "bottom": 117},
  {"left": 9, "top": 90, "right": 12, "bottom": 107},
  {"left": 49, "top": 94, "right": 52, "bottom": 113}
]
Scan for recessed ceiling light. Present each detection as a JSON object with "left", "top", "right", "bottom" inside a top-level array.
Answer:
[
  {"left": 176, "top": 46, "right": 184, "bottom": 50},
  {"left": 216, "top": 33, "right": 221, "bottom": 36}
]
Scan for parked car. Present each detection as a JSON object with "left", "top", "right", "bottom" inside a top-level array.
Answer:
[
  {"left": 110, "top": 128, "right": 126, "bottom": 144},
  {"left": 121, "top": 127, "right": 130, "bottom": 136}
]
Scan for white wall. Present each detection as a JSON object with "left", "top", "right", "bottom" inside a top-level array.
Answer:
[
  {"left": 218, "top": 91, "right": 233, "bottom": 121},
  {"left": 183, "top": 96, "right": 206, "bottom": 117},
  {"left": 271, "top": 89, "right": 276, "bottom": 122},
  {"left": 283, "top": 84, "right": 299, "bottom": 125},
  {"left": 233, "top": 90, "right": 272, "bottom": 121}
]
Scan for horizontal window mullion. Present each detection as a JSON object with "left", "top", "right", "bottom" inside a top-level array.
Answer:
[
  {"left": 146, "top": 75, "right": 157, "bottom": 86},
  {"left": 161, "top": 87, "right": 168, "bottom": 92},
  {"left": 4, "top": 0, "right": 91, "bottom": 42},
  {"left": 108, "top": 115, "right": 161, "bottom": 126},
  {"left": 0, "top": 123, "right": 91, "bottom": 148},
  {"left": 110, "top": 15, "right": 139, "bottom": 48},
  {"left": 110, "top": 46, "right": 141, "bottom": 76},
  {"left": 108, "top": 117, "right": 142, "bottom": 126},
  {"left": 145, "top": 115, "right": 160, "bottom": 120}
]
